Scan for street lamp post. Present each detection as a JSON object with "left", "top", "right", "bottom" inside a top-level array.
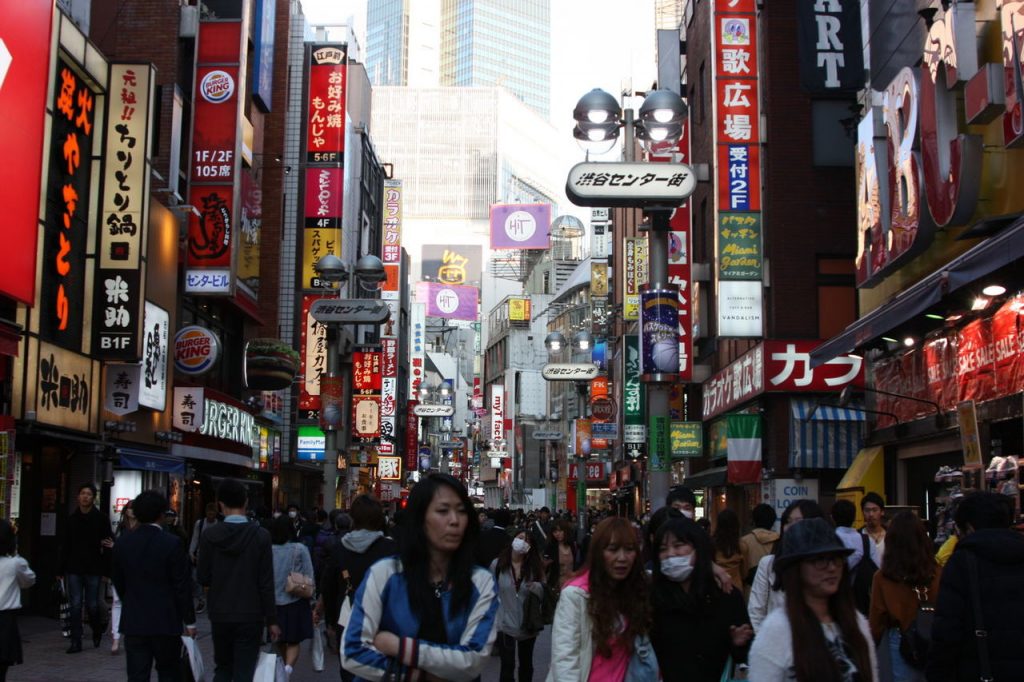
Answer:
[
  {"left": 313, "top": 253, "right": 386, "bottom": 511},
  {"left": 569, "top": 88, "right": 690, "bottom": 513}
]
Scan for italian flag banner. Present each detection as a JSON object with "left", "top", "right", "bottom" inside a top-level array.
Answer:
[{"left": 727, "top": 414, "right": 762, "bottom": 484}]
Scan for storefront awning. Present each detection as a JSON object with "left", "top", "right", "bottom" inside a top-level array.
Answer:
[
  {"left": 789, "top": 399, "right": 865, "bottom": 470},
  {"left": 116, "top": 448, "right": 185, "bottom": 476},
  {"left": 683, "top": 465, "right": 728, "bottom": 489},
  {"left": 810, "top": 215, "right": 1024, "bottom": 366},
  {"left": 837, "top": 446, "right": 885, "bottom": 493}
]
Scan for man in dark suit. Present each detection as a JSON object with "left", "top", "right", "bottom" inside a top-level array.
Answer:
[{"left": 112, "top": 490, "right": 196, "bottom": 681}]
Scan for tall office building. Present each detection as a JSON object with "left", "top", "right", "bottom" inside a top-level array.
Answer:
[
  {"left": 366, "top": 0, "right": 441, "bottom": 86},
  {"left": 440, "top": 0, "right": 550, "bottom": 119}
]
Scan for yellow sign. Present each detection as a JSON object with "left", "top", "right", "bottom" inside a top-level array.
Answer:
[
  {"left": 591, "top": 262, "right": 609, "bottom": 297},
  {"left": 623, "top": 237, "right": 647, "bottom": 321},
  {"left": 16, "top": 338, "right": 100, "bottom": 433},
  {"left": 509, "top": 298, "right": 531, "bottom": 322},
  {"left": 957, "top": 400, "right": 982, "bottom": 471},
  {"left": 301, "top": 228, "right": 341, "bottom": 289}
]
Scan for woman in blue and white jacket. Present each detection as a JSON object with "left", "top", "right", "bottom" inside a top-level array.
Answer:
[{"left": 343, "top": 474, "right": 498, "bottom": 681}]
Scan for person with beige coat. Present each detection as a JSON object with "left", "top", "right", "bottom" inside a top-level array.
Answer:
[{"left": 739, "top": 504, "right": 779, "bottom": 597}]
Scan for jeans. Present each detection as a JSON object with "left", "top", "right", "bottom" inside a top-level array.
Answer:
[
  {"left": 66, "top": 574, "right": 104, "bottom": 643},
  {"left": 498, "top": 632, "right": 536, "bottom": 682},
  {"left": 887, "top": 628, "right": 926, "bottom": 682},
  {"left": 125, "top": 634, "right": 182, "bottom": 681},
  {"left": 211, "top": 621, "right": 263, "bottom": 682}
]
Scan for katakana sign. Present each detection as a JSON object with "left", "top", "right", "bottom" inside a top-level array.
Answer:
[
  {"left": 542, "top": 363, "right": 600, "bottom": 381},
  {"left": 309, "top": 299, "right": 390, "bottom": 324},
  {"left": 566, "top": 162, "right": 697, "bottom": 207}
]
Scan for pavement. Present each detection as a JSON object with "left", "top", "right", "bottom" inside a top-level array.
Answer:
[{"left": 9, "top": 612, "right": 553, "bottom": 681}]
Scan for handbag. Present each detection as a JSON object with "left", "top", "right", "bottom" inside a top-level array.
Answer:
[
  {"left": 285, "top": 544, "right": 315, "bottom": 599},
  {"left": 899, "top": 584, "right": 935, "bottom": 670},
  {"left": 624, "top": 633, "right": 660, "bottom": 682},
  {"left": 180, "top": 635, "right": 207, "bottom": 682},
  {"left": 521, "top": 588, "right": 544, "bottom": 634},
  {"left": 253, "top": 647, "right": 282, "bottom": 682}
]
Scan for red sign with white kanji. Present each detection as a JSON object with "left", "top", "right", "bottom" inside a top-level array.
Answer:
[
  {"left": 352, "top": 352, "right": 383, "bottom": 390},
  {"left": 306, "top": 44, "right": 347, "bottom": 164}
]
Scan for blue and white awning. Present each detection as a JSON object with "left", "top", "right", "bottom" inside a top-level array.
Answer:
[{"left": 789, "top": 399, "right": 865, "bottom": 470}]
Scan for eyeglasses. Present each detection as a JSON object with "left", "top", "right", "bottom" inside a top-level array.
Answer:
[{"left": 806, "top": 554, "right": 845, "bottom": 570}]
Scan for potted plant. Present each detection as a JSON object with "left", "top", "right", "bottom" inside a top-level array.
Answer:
[{"left": 244, "top": 338, "right": 300, "bottom": 391}]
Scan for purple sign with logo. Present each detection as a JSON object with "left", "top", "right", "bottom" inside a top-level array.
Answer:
[
  {"left": 490, "top": 204, "right": 552, "bottom": 250},
  {"left": 417, "top": 282, "right": 478, "bottom": 321}
]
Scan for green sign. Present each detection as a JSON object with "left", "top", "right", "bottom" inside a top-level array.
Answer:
[
  {"left": 624, "top": 335, "right": 645, "bottom": 424},
  {"left": 718, "top": 213, "right": 763, "bottom": 280},
  {"left": 649, "top": 416, "right": 670, "bottom": 472},
  {"left": 670, "top": 421, "right": 703, "bottom": 459}
]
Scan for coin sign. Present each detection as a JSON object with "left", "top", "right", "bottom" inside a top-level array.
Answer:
[{"left": 504, "top": 210, "right": 538, "bottom": 243}]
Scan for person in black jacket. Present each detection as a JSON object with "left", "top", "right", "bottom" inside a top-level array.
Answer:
[
  {"left": 318, "top": 494, "right": 396, "bottom": 682},
  {"left": 926, "top": 491, "right": 1024, "bottom": 682},
  {"left": 58, "top": 482, "right": 114, "bottom": 653},
  {"left": 112, "top": 490, "right": 196, "bottom": 681},
  {"left": 650, "top": 517, "right": 752, "bottom": 682},
  {"left": 476, "top": 508, "right": 513, "bottom": 568},
  {"left": 197, "top": 479, "right": 279, "bottom": 681}
]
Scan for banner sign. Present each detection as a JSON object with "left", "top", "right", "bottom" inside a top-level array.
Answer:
[
  {"left": 40, "top": 57, "right": 98, "bottom": 349},
  {"left": 298, "top": 295, "right": 329, "bottom": 417},
  {"left": 703, "top": 340, "right": 865, "bottom": 419},
  {"left": 410, "top": 303, "right": 426, "bottom": 396},
  {"left": 352, "top": 351, "right": 382, "bottom": 390},
  {"left": 623, "top": 237, "right": 648, "bottom": 321},
  {"left": 640, "top": 290, "right": 680, "bottom": 377},
  {"left": 670, "top": 421, "right": 703, "bottom": 458},
  {"left": 490, "top": 384, "right": 505, "bottom": 443},
  {"left": 95, "top": 64, "right": 154, "bottom": 359},
  {"left": 139, "top": 302, "right": 169, "bottom": 410},
  {"left": 187, "top": 20, "right": 244, "bottom": 293},
  {"left": 405, "top": 401, "right": 419, "bottom": 472},
  {"left": 319, "top": 374, "right": 343, "bottom": 431},
  {"left": 0, "top": 0, "right": 54, "bottom": 304},
  {"left": 252, "top": 0, "right": 276, "bottom": 111},
  {"left": 105, "top": 364, "right": 141, "bottom": 416},
  {"left": 713, "top": 0, "right": 763, "bottom": 338},
  {"left": 489, "top": 203, "right": 551, "bottom": 250},
  {"left": 352, "top": 394, "right": 381, "bottom": 439},
  {"left": 624, "top": 335, "right": 645, "bottom": 424},
  {"left": 306, "top": 44, "right": 347, "bottom": 164},
  {"left": 649, "top": 415, "right": 670, "bottom": 472},
  {"left": 795, "top": 0, "right": 863, "bottom": 93},
  {"left": 382, "top": 181, "right": 403, "bottom": 264},
  {"left": 238, "top": 170, "right": 262, "bottom": 298},
  {"left": 417, "top": 282, "right": 478, "bottom": 321},
  {"left": 301, "top": 166, "right": 342, "bottom": 289}
]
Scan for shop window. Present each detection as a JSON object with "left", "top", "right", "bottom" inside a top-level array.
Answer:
[{"left": 817, "top": 257, "right": 856, "bottom": 339}]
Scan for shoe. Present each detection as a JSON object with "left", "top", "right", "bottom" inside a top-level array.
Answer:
[
  {"left": 66, "top": 640, "right": 82, "bottom": 654},
  {"left": 93, "top": 630, "right": 102, "bottom": 648},
  {"left": 111, "top": 638, "right": 120, "bottom": 655}
]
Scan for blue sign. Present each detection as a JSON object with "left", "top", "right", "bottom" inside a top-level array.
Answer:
[
  {"left": 593, "top": 339, "right": 608, "bottom": 371},
  {"left": 725, "top": 144, "right": 751, "bottom": 210},
  {"left": 252, "top": 0, "right": 277, "bottom": 112},
  {"left": 592, "top": 422, "right": 619, "bottom": 438},
  {"left": 296, "top": 426, "right": 325, "bottom": 461}
]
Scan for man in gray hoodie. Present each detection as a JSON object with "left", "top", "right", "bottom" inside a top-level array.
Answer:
[
  {"left": 197, "top": 479, "right": 278, "bottom": 681},
  {"left": 318, "top": 494, "right": 396, "bottom": 682}
]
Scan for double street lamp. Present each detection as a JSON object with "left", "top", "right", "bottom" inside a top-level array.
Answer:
[
  {"left": 313, "top": 253, "right": 386, "bottom": 511},
  {"left": 569, "top": 87, "right": 691, "bottom": 513}
]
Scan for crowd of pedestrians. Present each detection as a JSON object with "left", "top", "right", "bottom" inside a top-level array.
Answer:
[{"left": 3, "top": 472, "right": 1014, "bottom": 681}]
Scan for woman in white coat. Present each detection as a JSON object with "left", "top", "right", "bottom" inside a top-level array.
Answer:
[{"left": 547, "top": 517, "right": 654, "bottom": 682}]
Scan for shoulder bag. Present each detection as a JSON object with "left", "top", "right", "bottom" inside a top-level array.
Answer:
[
  {"left": 624, "top": 633, "right": 660, "bottom": 682},
  {"left": 522, "top": 588, "right": 544, "bottom": 634},
  {"left": 285, "top": 544, "right": 315, "bottom": 599},
  {"left": 898, "top": 583, "right": 935, "bottom": 670}
]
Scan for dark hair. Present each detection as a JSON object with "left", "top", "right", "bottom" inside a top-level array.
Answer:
[
  {"left": 133, "top": 490, "right": 168, "bottom": 524},
  {"left": 552, "top": 518, "right": 575, "bottom": 545},
  {"left": 491, "top": 508, "right": 512, "bottom": 528},
  {"left": 271, "top": 515, "right": 294, "bottom": 545},
  {"left": 654, "top": 518, "right": 717, "bottom": 601},
  {"left": 494, "top": 528, "right": 544, "bottom": 583},
  {"left": 349, "top": 494, "right": 386, "bottom": 531},
  {"left": 860, "top": 491, "right": 885, "bottom": 511},
  {"left": 881, "top": 511, "right": 936, "bottom": 586},
  {"left": 773, "top": 500, "right": 825, "bottom": 558},
  {"left": 286, "top": 503, "right": 299, "bottom": 512},
  {"left": 666, "top": 486, "right": 696, "bottom": 509},
  {"left": 400, "top": 474, "right": 480, "bottom": 618},
  {"left": 584, "top": 517, "right": 650, "bottom": 658},
  {"left": 0, "top": 520, "right": 15, "bottom": 556},
  {"left": 539, "top": 506, "right": 550, "bottom": 515},
  {"left": 642, "top": 506, "right": 683, "bottom": 566},
  {"left": 751, "top": 503, "right": 776, "bottom": 530},
  {"left": 205, "top": 502, "right": 218, "bottom": 515},
  {"left": 712, "top": 509, "right": 741, "bottom": 558},
  {"left": 316, "top": 509, "right": 328, "bottom": 523},
  {"left": 217, "top": 479, "right": 248, "bottom": 509},
  {"left": 830, "top": 500, "right": 857, "bottom": 528},
  {"left": 778, "top": 555, "right": 872, "bottom": 682},
  {"left": 77, "top": 482, "right": 98, "bottom": 498},
  {"left": 955, "top": 491, "right": 1014, "bottom": 532}
]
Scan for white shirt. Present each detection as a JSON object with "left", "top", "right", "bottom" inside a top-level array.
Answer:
[
  {"left": 0, "top": 555, "right": 35, "bottom": 610},
  {"left": 748, "top": 554, "right": 786, "bottom": 633},
  {"left": 836, "top": 526, "right": 881, "bottom": 571},
  {"left": 749, "top": 607, "right": 878, "bottom": 682}
]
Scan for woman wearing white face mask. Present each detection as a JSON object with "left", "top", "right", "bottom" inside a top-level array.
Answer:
[
  {"left": 650, "top": 518, "right": 753, "bottom": 682},
  {"left": 491, "top": 529, "right": 546, "bottom": 681}
]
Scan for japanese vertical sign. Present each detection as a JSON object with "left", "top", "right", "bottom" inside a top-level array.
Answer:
[
  {"left": 490, "top": 384, "right": 505, "bottom": 445},
  {"left": 352, "top": 350, "right": 382, "bottom": 440},
  {"left": 40, "top": 58, "right": 98, "bottom": 350},
  {"left": 649, "top": 119, "right": 694, "bottom": 382},
  {"left": 186, "top": 19, "right": 245, "bottom": 294},
  {"left": 94, "top": 64, "right": 155, "bottom": 359},
  {"left": 409, "top": 302, "right": 426, "bottom": 397},
  {"left": 305, "top": 44, "right": 346, "bottom": 164},
  {"left": 623, "top": 237, "right": 648, "bottom": 321},
  {"left": 301, "top": 167, "right": 342, "bottom": 288},
  {"left": 298, "top": 294, "right": 329, "bottom": 419},
  {"left": 380, "top": 180, "right": 402, "bottom": 457},
  {"left": 623, "top": 334, "right": 646, "bottom": 459},
  {"left": 713, "top": 0, "right": 763, "bottom": 337}
]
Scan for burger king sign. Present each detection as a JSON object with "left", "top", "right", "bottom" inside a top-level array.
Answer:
[
  {"left": 200, "top": 70, "right": 235, "bottom": 104},
  {"left": 174, "top": 326, "right": 221, "bottom": 376}
]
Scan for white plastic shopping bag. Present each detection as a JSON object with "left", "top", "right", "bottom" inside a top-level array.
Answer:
[
  {"left": 312, "top": 621, "right": 325, "bottom": 671},
  {"left": 180, "top": 635, "right": 206, "bottom": 682},
  {"left": 253, "top": 649, "right": 279, "bottom": 682}
]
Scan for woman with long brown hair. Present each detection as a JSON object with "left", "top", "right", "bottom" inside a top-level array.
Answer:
[
  {"left": 868, "top": 511, "right": 941, "bottom": 681},
  {"left": 749, "top": 517, "right": 877, "bottom": 682},
  {"left": 547, "top": 516, "right": 654, "bottom": 681},
  {"left": 544, "top": 518, "right": 580, "bottom": 589}
]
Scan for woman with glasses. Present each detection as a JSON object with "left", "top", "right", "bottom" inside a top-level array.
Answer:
[{"left": 749, "top": 517, "right": 877, "bottom": 682}]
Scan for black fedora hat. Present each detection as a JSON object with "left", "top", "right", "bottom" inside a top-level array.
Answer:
[{"left": 774, "top": 517, "right": 853, "bottom": 572}]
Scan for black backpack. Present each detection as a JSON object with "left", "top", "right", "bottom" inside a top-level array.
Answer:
[
  {"left": 852, "top": 533, "right": 878, "bottom": 615},
  {"left": 899, "top": 584, "right": 935, "bottom": 670}
]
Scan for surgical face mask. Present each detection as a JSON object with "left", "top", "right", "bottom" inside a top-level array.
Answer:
[
  {"left": 660, "top": 554, "right": 695, "bottom": 582},
  {"left": 288, "top": 511, "right": 298, "bottom": 519},
  {"left": 512, "top": 538, "right": 530, "bottom": 555},
  {"left": 680, "top": 509, "right": 695, "bottom": 520}
]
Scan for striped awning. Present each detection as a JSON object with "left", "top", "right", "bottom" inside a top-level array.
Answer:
[{"left": 789, "top": 399, "right": 865, "bottom": 470}]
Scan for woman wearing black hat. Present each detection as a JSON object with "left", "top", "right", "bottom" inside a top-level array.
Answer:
[{"left": 748, "top": 517, "right": 877, "bottom": 682}]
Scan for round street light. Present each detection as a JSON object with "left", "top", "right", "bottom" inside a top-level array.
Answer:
[
  {"left": 638, "top": 89, "right": 687, "bottom": 126},
  {"left": 573, "top": 330, "right": 593, "bottom": 352},
  {"left": 313, "top": 254, "right": 347, "bottom": 283},
  {"left": 573, "top": 88, "right": 622, "bottom": 126},
  {"left": 355, "top": 254, "right": 387, "bottom": 282},
  {"left": 544, "top": 331, "right": 567, "bottom": 354}
]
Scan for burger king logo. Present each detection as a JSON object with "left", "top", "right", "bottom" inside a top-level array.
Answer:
[
  {"left": 174, "top": 326, "right": 221, "bottom": 375},
  {"left": 200, "top": 70, "right": 235, "bottom": 104}
]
